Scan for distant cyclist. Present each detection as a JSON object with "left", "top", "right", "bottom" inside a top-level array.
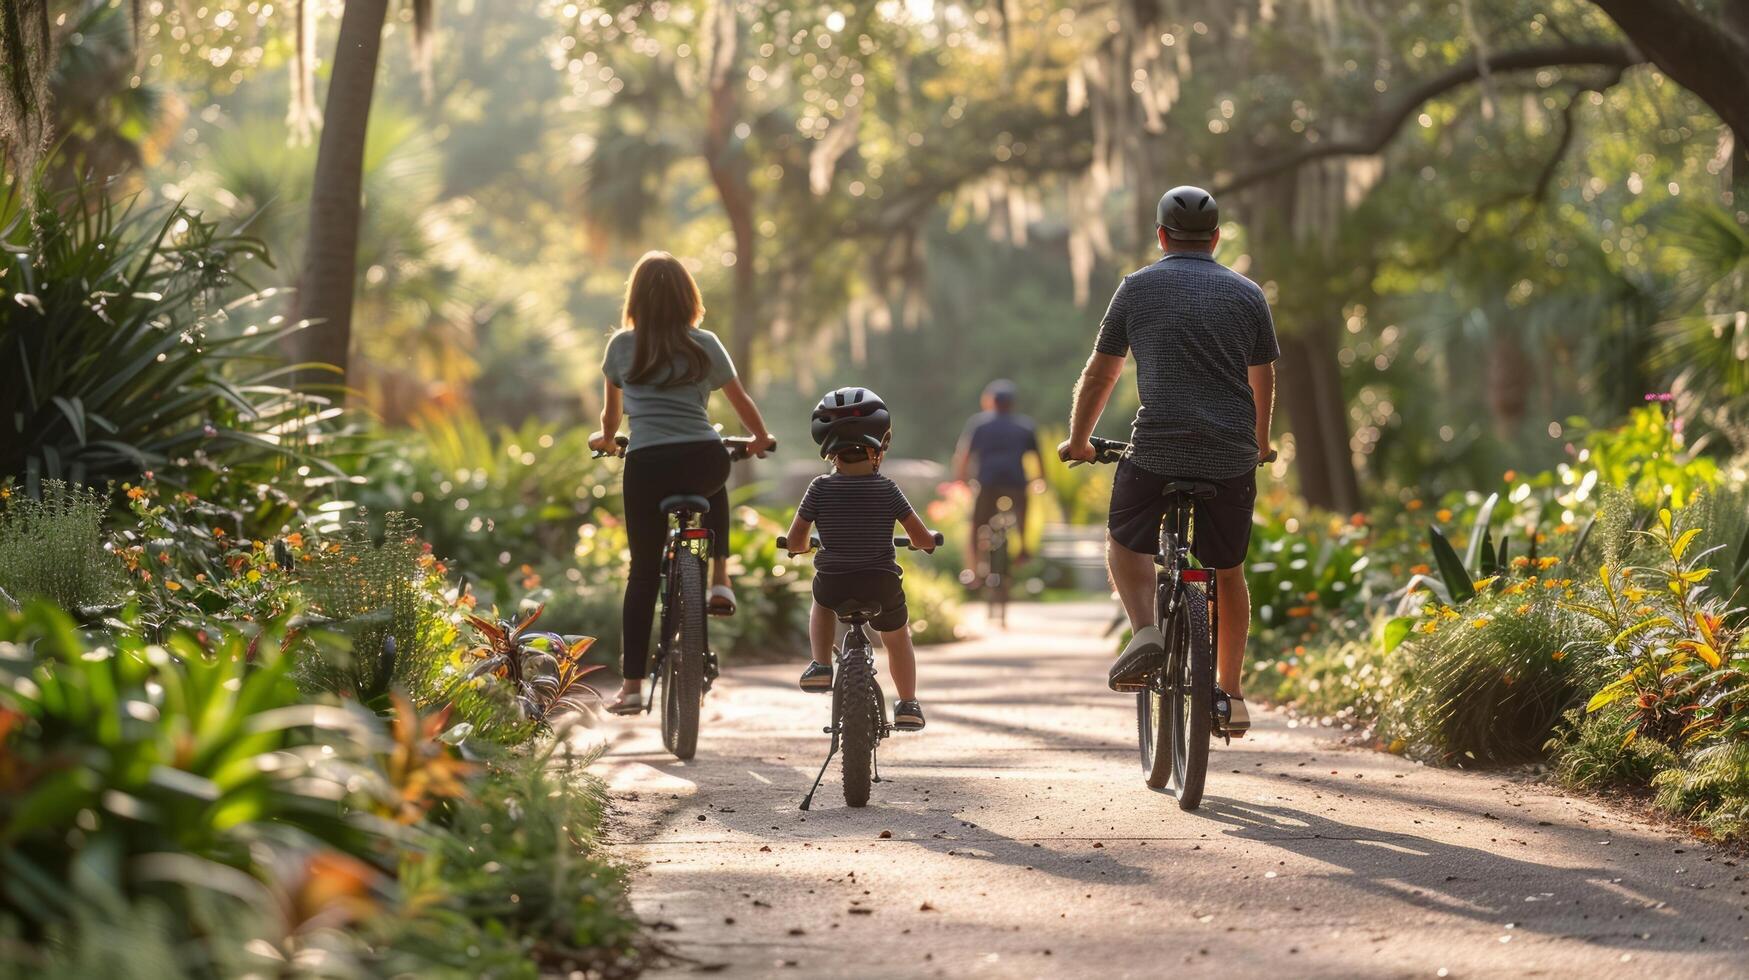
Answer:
[
  {"left": 1058, "top": 186, "right": 1278, "bottom": 737},
  {"left": 953, "top": 379, "right": 1043, "bottom": 582}
]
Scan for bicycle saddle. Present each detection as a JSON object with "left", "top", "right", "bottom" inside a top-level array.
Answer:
[
  {"left": 832, "top": 599, "right": 884, "bottom": 622},
  {"left": 659, "top": 494, "right": 712, "bottom": 514},
  {"left": 1163, "top": 480, "right": 1219, "bottom": 499}
]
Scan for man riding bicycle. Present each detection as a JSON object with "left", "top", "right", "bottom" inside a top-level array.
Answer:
[
  {"left": 1058, "top": 186, "right": 1278, "bottom": 736},
  {"left": 954, "top": 379, "right": 1042, "bottom": 583}
]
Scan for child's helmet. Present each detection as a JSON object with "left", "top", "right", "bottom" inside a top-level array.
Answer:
[{"left": 811, "top": 387, "right": 891, "bottom": 458}]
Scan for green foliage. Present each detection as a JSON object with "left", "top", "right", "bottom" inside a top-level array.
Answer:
[
  {"left": 294, "top": 513, "right": 457, "bottom": 707},
  {"left": 1383, "top": 591, "right": 1579, "bottom": 764},
  {"left": 1547, "top": 704, "right": 1676, "bottom": 792},
  {"left": 0, "top": 480, "right": 127, "bottom": 612},
  {"left": 1652, "top": 742, "right": 1749, "bottom": 841},
  {"left": 0, "top": 182, "right": 331, "bottom": 491},
  {"left": 1570, "top": 405, "right": 1719, "bottom": 509},
  {"left": 352, "top": 411, "right": 617, "bottom": 602},
  {"left": 400, "top": 745, "right": 647, "bottom": 977},
  {"left": 0, "top": 604, "right": 385, "bottom": 934}
]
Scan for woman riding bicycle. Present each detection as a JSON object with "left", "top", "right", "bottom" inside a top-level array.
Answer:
[{"left": 589, "top": 251, "right": 776, "bottom": 715}]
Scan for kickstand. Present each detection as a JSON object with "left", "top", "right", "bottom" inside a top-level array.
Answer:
[
  {"left": 872, "top": 742, "right": 882, "bottom": 784},
  {"left": 800, "top": 732, "right": 840, "bottom": 811}
]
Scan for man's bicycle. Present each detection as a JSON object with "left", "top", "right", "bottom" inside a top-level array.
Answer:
[
  {"left": 594, "top": 435, "right": 769, "bottom": 760},
  {"left": 1082, "top": 436, "right": 1231, "bottom": 809},
  {"left": 973, "top": 504, "right": 1016, "bottom": 628},
  {"left": 778, "top": 532, "right": 943, "bottom": 810}
]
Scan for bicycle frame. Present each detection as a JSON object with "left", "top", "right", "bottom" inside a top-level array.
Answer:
[
  {"left": 1154, "top": 494, "right": 1218, "bottom": 662},
  {"left": 799, "top": 616, "right": 888, "bottom": 811}
]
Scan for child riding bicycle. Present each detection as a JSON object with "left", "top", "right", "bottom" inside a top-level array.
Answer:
[{"left": 783, "top": 387, "right": 935, "bottom": 731}]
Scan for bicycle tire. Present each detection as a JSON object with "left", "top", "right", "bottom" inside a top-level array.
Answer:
[
  {"left": 1167, "top": 585, "right": 1213, "bottom": 809},
  {"left": 1136, "top": 678, "right": 1172, "bottom": 789},
  {"left": 988, "top": 526, "right": 1010, "bottom": 628},
  {"left": 661, "top": 552, "right": 706, "bottom": 760},
  {"left": 838, "top": 639, "right": 877, "bottom": 807}
]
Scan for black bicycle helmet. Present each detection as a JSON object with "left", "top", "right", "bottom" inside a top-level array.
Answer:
[
  {"left": 1156, "top": 185, "right": 1218, "bottom": 241},
  {"left": 811, "top": 387, "right": 891, "bottom": 458}
]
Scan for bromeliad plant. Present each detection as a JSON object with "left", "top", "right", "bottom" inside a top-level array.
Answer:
[
  {"left": 463, "top": 605, "right": 603, "bottom": 728},
  {"left": 1566, "top": 507, "right": 1745, "bottom": 749}
]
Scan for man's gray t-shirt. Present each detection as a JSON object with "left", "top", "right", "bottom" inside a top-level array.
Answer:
[
  {"left": 1094, "top": 251, "right": 1279, "bottom": 480},
  {"left": 602, "top": 328, "right": 737, "bottom": 451}
]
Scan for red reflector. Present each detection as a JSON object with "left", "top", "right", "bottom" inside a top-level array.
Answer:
[
  {"left": 681, "top": 529, "right": 712, "bottom": 540},
  {"left": 1181, "top": 568, "right": 1211, "bottom": 583}
]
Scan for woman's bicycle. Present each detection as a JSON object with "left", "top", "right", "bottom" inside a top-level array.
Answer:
[
  {"left": 778, "top": 532, "right": 944, "bottom": 810},
  {"left": 594, "top": 434, "right": 769, "bottom": 760},
  {"left": 1081, "top": 436, "right": 1231, "bottom": 810}
]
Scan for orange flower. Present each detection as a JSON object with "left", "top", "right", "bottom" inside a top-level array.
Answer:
[
  {"left": 211, "top": 527, "right": 226, "bottom": 539},
  {"left": 1286, "top": 605, "right": 1313, "bottom": 618},
  {"left": 1503, "top": 470, "right": 1518, "bottom": 483},
  {"left": 1406, "top": 499, "right": 1424, "bottom": 511},
  {"left": 1435, "top": 508, "right": 1453, "bottom": 522},
  {"left": 1349, "top": 513, "right": 1366, "bottom": 527},
  {"left": 285, "top": 532, "right": 305, "bottom": 549},
  {"left": 1303, "top": 590, "right": 1320, "bottom": 602},
  {"left": 1410, "top": 563, "right": 1431, "bottom": 576},
  {"left": 165, "top": 580, "right": 182, "bottom": 592},
  {"left": 126, "top": 485, "right": 147, "bottom": 501}
]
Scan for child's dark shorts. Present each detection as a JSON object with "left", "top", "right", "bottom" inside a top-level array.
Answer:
[{"left": 812, "top": 570, "right": 908, "bottom": 632}]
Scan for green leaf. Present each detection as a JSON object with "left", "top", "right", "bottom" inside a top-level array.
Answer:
[
  {"left": 1381, "top": 615, "right": 1415, "bottom": 654},
  {"left": 1429, "top": 525, "right": 1476, "bottom": 604},
  {"left": 1463, "top": 493, "right": 1499, "bottom": 574}
]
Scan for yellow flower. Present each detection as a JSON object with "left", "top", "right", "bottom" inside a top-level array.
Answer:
[
  {"left": 1515, "top": 603, "right": 1531, "bottom": 616},
  {"left": 1535, "top": 556, "right": 1559, "bottom": 570},
  {"left": 165, "top": 580, "right": 182, "bottom": 592},
  {"left": 1471, "top": 617, "right": 1489, "bottom": 629}
]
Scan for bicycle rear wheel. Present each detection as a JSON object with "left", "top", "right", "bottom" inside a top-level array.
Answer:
[
  {"left": 661, "top": 552, "right": 706, "bottom": 760},
  {"left": 837, "top": 640, "right": 877, "bottom": 807},
  {"left": 1167, "top": 585, "right": 1213, "bottom": 809},
  {"left": 987, "top": 527, "right": 1011, "bottom": 628}
]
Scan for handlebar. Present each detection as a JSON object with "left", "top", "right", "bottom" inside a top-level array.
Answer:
[
  {"left": 777, "top": 532, "right": 944, "bottom": 554},
  {"left": 1066, "top": 437, "right": 1275, "bottom": 468},
  {"left": 591, "top": 434, "right": 775, "bottom": 460}
]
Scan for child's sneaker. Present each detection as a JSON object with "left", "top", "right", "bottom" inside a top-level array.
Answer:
[
  {"left": 799, "top": 661, "right": 833, "bottom": 692},
  {"left": 893, "top": 699, "right": 925, "bottom": 731}
]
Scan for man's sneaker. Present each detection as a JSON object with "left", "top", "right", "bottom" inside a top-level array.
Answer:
[
  {"left": 1108, "top": 625, "right": 1165, "bottom": 691},
  {"left": 1216, "top": 688, "right": 1251, "bottom": 737},
  {"left": 799, "top": 661, "right": 833, "bottom": 692},
  {"left": 893, "top": 699, "right": 925, "bottom": 731}
]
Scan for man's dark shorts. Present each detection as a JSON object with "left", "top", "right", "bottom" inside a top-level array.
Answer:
[
  {"left": 1107, "top": 459, "right": 1256, "bottom": 569},
  {"left": 972, "top": 484, "right": 1029, "bottom": 540},
  {"left": 813, "top": 569, "right": 909, "bottom": 633}
]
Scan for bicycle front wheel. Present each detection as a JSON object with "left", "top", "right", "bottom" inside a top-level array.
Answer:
[
  {"left": 661, "top": 552, "right": 707, "bottom": 761},
  {"left": 1167, "top": 585, "right": 1213, "bottom": 810},
  {"left": 1137, "top": 679, "right": 1172, "bottom": 789}
]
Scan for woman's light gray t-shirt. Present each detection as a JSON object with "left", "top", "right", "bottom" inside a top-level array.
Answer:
[{"left": 602, "top": 328, "right": 737, "bottom": 451}]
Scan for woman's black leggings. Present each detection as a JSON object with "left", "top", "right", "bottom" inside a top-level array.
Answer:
[{"left": 620, "top": 440, "right": 731, "bottom": 678}]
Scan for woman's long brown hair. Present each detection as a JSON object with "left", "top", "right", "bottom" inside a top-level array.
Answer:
[{"left": 622, "top": 250, "right": 711, "bottom": 386}]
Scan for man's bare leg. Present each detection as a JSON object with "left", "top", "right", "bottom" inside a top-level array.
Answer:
[
  {"left": 1107, "top": 534, "right": 1156, "bottom": 632},
  {"left": 1214, "top": 565, "right": 1249, "bottom": 697}
]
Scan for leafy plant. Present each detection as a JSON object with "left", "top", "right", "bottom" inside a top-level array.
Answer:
[
  {"left": 1652, "top": 741, "right": 1749, "bottom": 840},
  {"left": 1546, "top": 703, "right": 1676, "bottom": 791},
  {"left": 0, "top": 603, "right": 388, "bottom": 936},
  {"left": 0, "top": 180, "right": 335, "bottom": 491},
  {"left": 0, "top": 480, "right": 127, "bottom": 613},
  {"left": 462, "top": 605, "right": 603, "bottom": 728}
]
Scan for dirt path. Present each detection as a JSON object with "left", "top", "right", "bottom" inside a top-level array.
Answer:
[{"left": 592, "top": 602, "right": 1749, "bottom": 978}]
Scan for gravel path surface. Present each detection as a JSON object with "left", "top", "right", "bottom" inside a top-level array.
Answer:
[{"left": 592, "top": 602, "right": 1749, "bottom": 978}]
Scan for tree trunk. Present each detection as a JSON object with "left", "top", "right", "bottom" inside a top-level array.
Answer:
[
  {"left": 1279, "top": 327, "right": 1362, "bottom": 514},
  {"left": 292, "top": 0, "right": 390, "bottom": 390},
  {"left": 703, "top": 0, "right": 759, "bottom": 386}
]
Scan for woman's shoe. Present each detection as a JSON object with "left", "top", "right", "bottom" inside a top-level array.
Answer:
[
  {"left": 893, "top": 699, "right": 925, "bottom": 731},
  {"left": 708, "top": 584, "right": 737, "bottom": 616},
  {"left": 606, "top": 689, "right": 645, "bottom": 715}
]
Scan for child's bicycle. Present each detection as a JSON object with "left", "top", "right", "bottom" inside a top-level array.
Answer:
[
  {"left": 974, "top": 505, "right": 1016, "bottom": 628},
  {"left": 778, "top": 531, "right": 944, "bottom": 809},
  {"left": 594, "top": 434, "right": 770, "bottom": 761},
  {"left": 1078, "top": 436, "right": 1232, "bottom": 809}
]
